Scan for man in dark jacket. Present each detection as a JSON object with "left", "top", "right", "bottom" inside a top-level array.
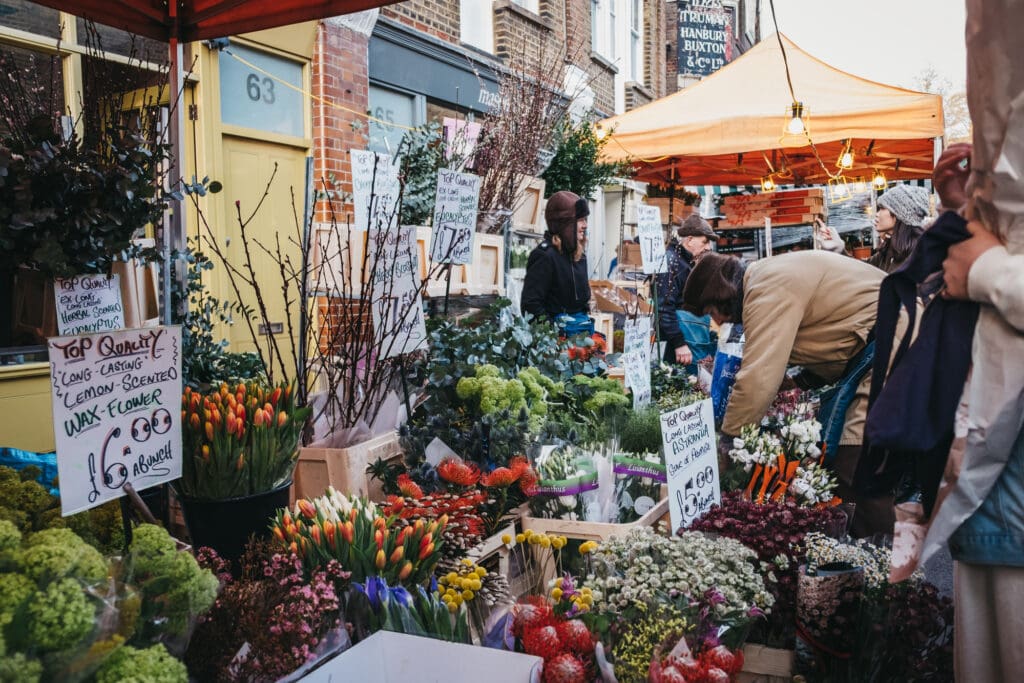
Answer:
[
  {"left": 657, "top": 214, "right": 718, "bottom": 365},
  {"left": 521, "top": 191, "right": 591, "bottom": 327}
]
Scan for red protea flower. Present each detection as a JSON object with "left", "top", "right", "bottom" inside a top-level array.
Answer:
[
  {"left": 555, "top": 619, "right": 593, "bottom": 654},
  {"left": 542, "top": 653, "right": 587, "bottom": 683},
  {"left": 437, "top": 457, "right": 481, "bottom": 487},
  {"left": 512, "top": 596, "right": 554, "bottom": 638},
  {"left": 481, "top": 466, "right": 517, "bottom": 488},
  {"left": 523, "top": 625, "right": 562, "bottom": 660},
  {"left": 705, "top": 645, "right": 743, "bottom": 675},
  {"left": 397, "top": 473, "right": 424, "bottom": 499}
]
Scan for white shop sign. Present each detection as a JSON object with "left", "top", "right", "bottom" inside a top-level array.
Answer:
[
  {"left": 351, "top": 149, "right": 401, "bottom": 232},
  {"left": 48, "top": 326, "right": 183, "bottom": 515},
  {"left": 637, "top": 204, "right": 668, "bottom": 274},
  {"left": 661, "top": 398, "right": 720, "bottom": 532},
  {"left": 54, "top": 274, "right": 125, "bottom": 335},
  {"left": 431, "top": 169, "right": 480, "bottom": 265}
]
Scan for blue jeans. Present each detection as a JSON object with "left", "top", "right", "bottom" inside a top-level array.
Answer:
[{"left": 819, "top": 341, "right": 875, "bottom": 465}]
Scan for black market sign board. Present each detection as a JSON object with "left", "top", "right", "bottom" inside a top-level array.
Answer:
[
  {"left": 48, "top": 326, "right": 182, "bottom": 515},
  {"left": 677, "top": 0, "right": 736, "bottom": 79}
]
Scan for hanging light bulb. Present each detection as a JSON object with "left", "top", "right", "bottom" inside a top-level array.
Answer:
[
  {"left": 785, "top": 102, "right": 806, "bottom": 135},
  {"left": 872, "top": 170, "right": 887, "bottom": 189},
  {"left": 761, "top": 175, "right": 776, "bottom": 192},
  {"left": 838, "top": 145, "right": 855, "bottom": 170}
]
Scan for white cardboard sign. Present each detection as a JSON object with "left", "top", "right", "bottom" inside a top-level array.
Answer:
[
  {"left": 54, "top": 274, "right": 125, "bottom": 335},
  {"left": 661, "top": 398, "right": 720, "bottom": 532},
  {"left": 48, "top": 326, "right": 183, "bottom": 515},
  {"left": 622, "top": 316, "right": 652, "bottom": 409},
  {"left": 637, "top": 205, "right": 668, "bottom": 275},
  {"left": 431, "top": 169, "right": 480, "bottom": 264},
  {"left": 368, "top": 224, "right": 428, "bottom": 358},
  {"left": 351, "top": 149, "right": 401, "bottom": 232}
]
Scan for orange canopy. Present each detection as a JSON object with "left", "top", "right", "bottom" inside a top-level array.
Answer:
[
  {"left": 29, "top": 0, "right": 399, "bottom": 42},
  {"left": 599, "top": 34, "right": 944, "bottom": 187}
]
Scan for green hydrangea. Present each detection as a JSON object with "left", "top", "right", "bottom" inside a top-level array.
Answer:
[
  {"left": 130, "top": 524, "right": 218, "bottom": 637},
  {"left": 0, "top": 520, "right": 19, "bottom": 553},
  {"left": 95, "top": 644, "right": 187, "bottom": 683},
  {"left": 0, "top": 652, "right": 42, "bottom": 683},
  {"left": 26, "top": 577, "right": 94, "bottom": 651},
  {"left": 0, "top": 573, "right": 34, "bottom": 627},
  {"left": 19, "top": 528, "right": 107, "bottom": 585}
]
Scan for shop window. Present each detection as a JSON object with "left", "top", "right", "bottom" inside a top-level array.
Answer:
[
  {"left": 630, "top": 0, "right": 643, "bottom": 82},
  {"left": 460, "top": 0, "right": 495, "bottom": 53},
  {"left": 369, "top": 85, "right": 423, "bottom": 154},
  {"left": 219, "top": 42, "right": 305, "bottom": 138},
  {"left": 75, "top": 19, "right": 168, "bottom": 62},
  {"left": 0, "top": 1, "right": 61, "bottom": 39}
]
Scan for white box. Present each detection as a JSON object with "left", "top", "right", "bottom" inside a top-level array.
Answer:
[{"left": 301, "top": 631, "right": 543, "bottom": 682}]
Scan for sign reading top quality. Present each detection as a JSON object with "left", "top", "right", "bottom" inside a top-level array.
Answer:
[
  {"left": 637, "top": 205, "right": 668, "bottom": 274},
  {"left": 431, "top": 169, "right": 481, "bottom": 265},
  {"left": 661, "top": 398, "right": 720, "bottom": 532},
  {"left": 677, "top": 0, "right": 735, "bottom": 78},
  {"left": 48, "top": 326, "right": 183, "bottom": 516},
  {"left": 54, "top": 274, "right": 124, "bottom": 336}
]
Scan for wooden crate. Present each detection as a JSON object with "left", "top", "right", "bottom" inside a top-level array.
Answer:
[
  {"left": 520, "top": 497, "right": 669, "bottom": 543},
  {"left": 645, "top": 197, "right": 695, "bottom": 225},
  {"left": 737, "top": 644, "right": 795, "bottom": 683},
  {"left": 293, "top": 431, "right": 403, "bottom": 502}
]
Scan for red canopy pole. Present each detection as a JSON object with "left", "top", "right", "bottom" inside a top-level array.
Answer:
[{"left": 163, "top": 0, "right": 186, "bottom": 325}]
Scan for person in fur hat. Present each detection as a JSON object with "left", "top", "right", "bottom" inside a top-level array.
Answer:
[{"left": 521, "top": 190, "right": 592, "bottom": 328}]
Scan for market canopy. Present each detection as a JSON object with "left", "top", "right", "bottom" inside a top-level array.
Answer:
[
  {"left": 599, "top": 34, "right": 944, "bottom": 187},
  {"left": 28, "top": 0, "right": 400, "bottom": 42}
]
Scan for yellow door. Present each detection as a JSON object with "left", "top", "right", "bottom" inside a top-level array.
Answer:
[{"left": 220, "top": 135, "right": 307, "bottom": 382}]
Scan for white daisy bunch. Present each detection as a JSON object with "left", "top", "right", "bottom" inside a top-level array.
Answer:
[
  {"left": 803, "top": 532, "right": 923, "bottom": 591},
  {"left": 788, "top": 462, "right": 837, "bottom": 507},
  {"left": 779, "top": 416, "right": 822, "bottom": 462},
  {"left": 583, "top": 527, "right": 774, "bottom": 617},
  {"left": 728, "top": 424, "right": 781, "bottom": 472}
]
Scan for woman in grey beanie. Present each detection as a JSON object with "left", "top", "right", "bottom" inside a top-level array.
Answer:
[{"left": 869, "top": 184, "right": 931, "bottom": 273}]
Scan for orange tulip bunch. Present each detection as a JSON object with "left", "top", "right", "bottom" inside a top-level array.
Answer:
[
  {"left": 272, "top": 488, "right": 447, "bottom": 588},
  {"left": 181, "top": 381, "right": 310, "bottom": 499}
]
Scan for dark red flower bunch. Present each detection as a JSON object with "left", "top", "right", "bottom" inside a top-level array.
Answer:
[
  {"left": 513, "top": 597, "right": 595, "bottom": 683},
  {"left": 689, "top": 491, "right": 847, "bottom": 646},
  {"left": 650, "top": 644, "right": 745, "bottom": 683}
]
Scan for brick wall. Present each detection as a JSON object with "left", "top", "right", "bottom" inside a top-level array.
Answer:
[
  {"left": 493, "top": 1, "right": 560, "bottom": 73},
  {"left": 313, "top": 21, "right": 369, "bottom": 222},
  {"left": 666, "top": 0, "right": 679, "bottom": 94},
  {"left": 644, "top": 0, "right": 667, "bottom": 98},
  {"left": 381, "top": 1, "right": 461, "bottom": 43},
  {"left": 624, "top": 82, "right": 654, "bottom": 110}
]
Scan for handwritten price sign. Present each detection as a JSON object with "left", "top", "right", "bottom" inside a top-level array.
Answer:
[
  {"left": 637, "top": 205, "right": 667, "bottom": 274},
  {"left": 351, "top": 149, "right": 401, "bottom": 232},
  {"left": 431, "top": 169, "right": 480, "bottom": 265},
  {"left": 48, "top": 326, "right": 182, "bottom": 515},
  {"left": 54, "top": 274, "right": 124, "bottom": 335},
  {"left": 660, "top": 398, "right": 720, "bottom": 532}
]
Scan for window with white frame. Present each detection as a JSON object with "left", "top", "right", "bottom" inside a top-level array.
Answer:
[
  {"left": 460, "top": 0, "right": 495, "bottom": 53},
  {"left": 608, "top": 0, "right": 617, "bottom": 61},
  {"left": 630, "top": 0, "right": 643, "bottom": 82},
  {"left": 591, "top": 0, "right": 601, "bottom": 54}
]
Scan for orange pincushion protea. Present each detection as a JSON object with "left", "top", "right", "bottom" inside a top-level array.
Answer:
[{"left": 436, "top": 457, "right": 481, "bottom": 487}]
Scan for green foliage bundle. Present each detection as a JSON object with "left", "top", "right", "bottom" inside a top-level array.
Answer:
[
  {"left": 540, "top": 118, "right": 630, "bottom": 200},
  {"left": 617, "top": 407, "right": 664, "bottom": 455},
  {"left": 95, "top": 643, "right": 187, "bottom": 683},
  {"left": 175, "top": 245, "right": 264, "bottom": 388},
  {"left": 396, "top": 122, "right": 453, "bottom": 226}
]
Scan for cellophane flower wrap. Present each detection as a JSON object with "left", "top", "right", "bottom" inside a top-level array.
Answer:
[
  {"left": 181, "top": 381, "right": 310, "bottom": 499},
  {"left": 272, "top": 488, "right": 446, "bottom": 588},
  {"left": 527, "top": 443, "right": 601, "bottom": 521}
]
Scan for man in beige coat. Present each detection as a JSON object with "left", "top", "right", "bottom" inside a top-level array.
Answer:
[{"left": 682, "top": 250, "right": 891, "bottom": 535}]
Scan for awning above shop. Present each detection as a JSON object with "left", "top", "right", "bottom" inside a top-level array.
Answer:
[
  {"left": 28, "top": 0, "right": 401, "bottom": 42},
  {"left": 599, "top": 33, "right": 944, "bottom": 187}
]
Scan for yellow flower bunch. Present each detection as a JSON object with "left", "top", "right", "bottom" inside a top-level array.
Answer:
[
  {"left": 548, "top": 576, "right": 595, "bottom": 613},
  {"left": 508, "top": 529, "right": 568, "bottom": 549},
  {"left": 438, "top": 558, "right": 488, "bottom": 613},
  {"left": 578, "top": 540, "right": 600, "bottom": 554}
]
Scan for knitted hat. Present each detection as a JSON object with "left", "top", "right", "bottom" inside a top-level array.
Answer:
[
  {"left": 545, "top": 191, "right": 589, "bottom": 238},
  {"left": 676, "top": 214, "right": 720, "bottom": 241},
  {"left": 877, "top": 185, "right": 930, "bottom": 227}
]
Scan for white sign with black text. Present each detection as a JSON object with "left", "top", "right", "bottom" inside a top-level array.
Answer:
[
  {"left": 351, "top": 149, "right": 401, "bottom": 232},
  {"left": 368, "top": 225, "right": 428, "bottom": 358},
  {"left": 431, "top": 169, "right": 480, "bottom": 264},
  {"left": 637, "top": 205, "right": 668, "bottom": 275},
  {"left": 622, "top": 316, "right": 653, "bottom": 410},
  {"left": 48, "top": 326, "right": 183, "bottom": 516},
  {"left": 661, "top": 398, "right": 720, "bottom": 532},
  {"left": 54, "top": 274, "right": 125, "bottom": 336}
]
